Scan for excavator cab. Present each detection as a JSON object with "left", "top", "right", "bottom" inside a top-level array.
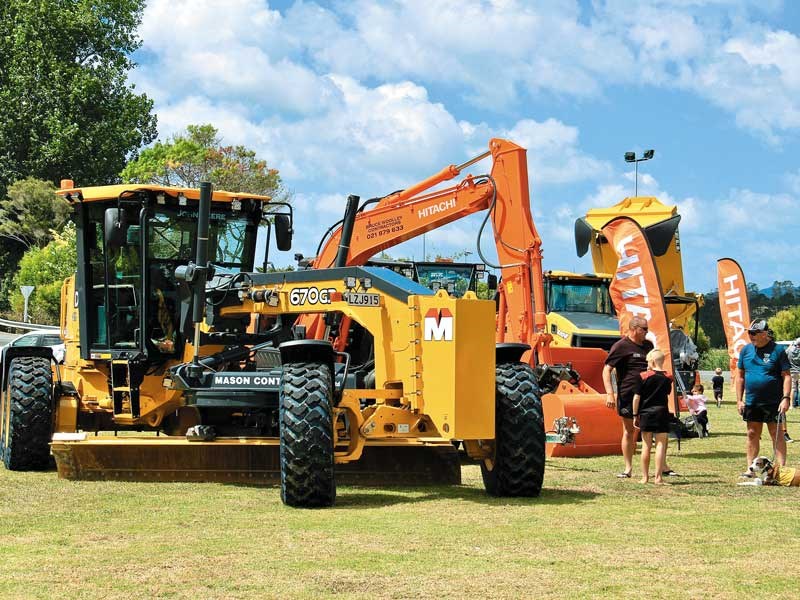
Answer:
[
  {"left": 365, "top": 258, "right": 497, "bottom": 299},
  {"left": 414, "top": 261, "right": 495, "bottom": 298}
]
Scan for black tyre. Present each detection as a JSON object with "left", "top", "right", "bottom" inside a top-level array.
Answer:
[
  {"left": 2, "top": 356, "right": 54, "bottom": 471},
  {"left": 279, "top": 362, "right": 335, "bottom": 507},
  {"left": 480, "top": 361, "right": 545, "bottom": 497}
]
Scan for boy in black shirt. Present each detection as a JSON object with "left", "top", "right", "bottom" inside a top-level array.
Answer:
[
  {"left": 711, "top": 367, "right": 725, "bottom": 408},
  {"left": 633, "top": 349, "right": 673, "bottom": 484}
]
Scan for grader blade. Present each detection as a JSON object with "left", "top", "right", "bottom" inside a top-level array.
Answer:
[{"left": 50, "top": 436, "right": 461, "bottom": 485}]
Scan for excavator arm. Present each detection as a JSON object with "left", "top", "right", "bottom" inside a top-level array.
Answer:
[{"left": 303, "top": 139, "right": 550, "bottom": 361}]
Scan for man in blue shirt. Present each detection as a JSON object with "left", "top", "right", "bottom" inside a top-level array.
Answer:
[{"left": 736, "top": 319, "right": 792, "bottom": 475}]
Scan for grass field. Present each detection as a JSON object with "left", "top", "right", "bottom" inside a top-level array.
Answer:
[{"left": 2, "top": 383, "right": 800, "bottom": 599}]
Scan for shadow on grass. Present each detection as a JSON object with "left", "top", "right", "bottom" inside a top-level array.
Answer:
[
  {"left": 675, "top": 450, "right": 743, "bottom": 459},
  {"left": 330, "top": 484, "right": 600, "bottom": 508}
]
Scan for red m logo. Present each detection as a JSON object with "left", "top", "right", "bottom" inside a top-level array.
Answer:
[{"left": 423, "top": 308, "right": 453, "bottom": 341}]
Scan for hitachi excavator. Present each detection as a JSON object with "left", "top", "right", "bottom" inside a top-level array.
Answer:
[{"left": 297, "top": 139, "right": 621, "bottom": 457}]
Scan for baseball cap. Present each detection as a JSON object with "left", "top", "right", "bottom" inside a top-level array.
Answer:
[{"left": 747, "top": 318, "right": 768, "bottom": 334}]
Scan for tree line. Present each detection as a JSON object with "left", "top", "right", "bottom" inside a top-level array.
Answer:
[
  {"left": 0, "top": 1, "right": 286, "bottom": 323},
  {"left": 698, "top": 282, "right": 800, "bottom": 347}
]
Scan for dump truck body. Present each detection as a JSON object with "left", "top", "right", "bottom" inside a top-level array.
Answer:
[{"left": 575, "top": 196, "right": 704, "bottom": 394}]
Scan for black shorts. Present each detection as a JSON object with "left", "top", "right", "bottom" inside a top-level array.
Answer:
[
  {"left": 713, "top": 389, "right": 723, "bottom": 400},
  {"left": 639, "top": 409, "right": 670, "bottom": 433},
  {"left": 742, "top": 404, "right": 780, "bottom": 423},
  {"left": 617, "top": 396, "right": 634, "bottom": 419}
]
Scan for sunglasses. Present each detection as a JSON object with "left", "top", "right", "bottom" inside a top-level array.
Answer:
[
  {"left": 638, "top": 326, "right": 649, "bottom": 332},
  {"left": 747, "top": 330, "right": 764, "bottom": 336}
]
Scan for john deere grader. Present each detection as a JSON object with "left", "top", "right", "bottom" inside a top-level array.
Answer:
[{"left": 0, "top": 181, "right": 545, "bottom": 507}]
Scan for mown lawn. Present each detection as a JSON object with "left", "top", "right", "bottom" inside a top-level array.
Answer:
[{"left": 2, "top": 384, "right": 799, "bottom": 599}]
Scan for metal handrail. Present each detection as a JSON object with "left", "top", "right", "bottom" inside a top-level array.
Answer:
[{"left": 0, "top": 317, "right": 59, "bottom": 332}]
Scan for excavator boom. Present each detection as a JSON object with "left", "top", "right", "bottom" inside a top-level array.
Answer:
[
  {"left": 303, "top": 139, "right": 621, "bottom": 457},
  {"left": 306, "top": 139, "right": 549, "bottom": 358}
]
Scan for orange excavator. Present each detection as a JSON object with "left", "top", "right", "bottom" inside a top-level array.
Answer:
[{"left": 297, "top": 139, "right": 621, "bottom": 457}]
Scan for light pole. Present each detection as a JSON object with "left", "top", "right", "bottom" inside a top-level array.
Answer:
[{"left": 624, "top": 149, "right": 654, "bottom": 197}]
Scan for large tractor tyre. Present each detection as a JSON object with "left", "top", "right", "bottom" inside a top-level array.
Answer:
[
  {"left": 279, "top": 362, "right": 336, "bottom": 508},
  {"left": 481, "top": 361, "right": 545, "bottom": 497},
  {"left": 2, "top": 356, "right": 54, "bottom": 471}
]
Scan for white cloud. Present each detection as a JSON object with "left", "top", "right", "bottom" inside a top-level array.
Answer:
[
  {"left": 135, "top": 0, "right": 336, "bottom": 115},
  {"left": 133, "top": 0, "right": 800, "bottom": 143},
  {"left": 254, "top": 76, "right": 466, "bottom": 192},
  {"left": 717, "top": 189, "right": 800, "bottom": 231},
  {"left": 785, "top": 169, "right": 800, "bottom": 195},
  {"left": 503, "top": 119, "right": 611, "bottom": 185},
  {"left": 285, "top": 0, "right": 634, "bottom": 106},
  {"left": 153, "top": 96, "right": 255, "bottom": 142}
]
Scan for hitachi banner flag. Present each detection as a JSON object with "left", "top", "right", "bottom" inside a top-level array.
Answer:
[
  {"left": 602, "top": 217, "right": 676, "bottom": 408},
  {"left": 717, "top": 258, "right": 750, "bottom": 374}
]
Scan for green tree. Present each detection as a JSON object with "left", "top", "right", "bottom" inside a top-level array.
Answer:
[
  {"left": 0, "top": 178, "right": 70, "bottom": 249},
  {"left": 10, "top": 222, "right": 77, "bottom": 324},
  {"left": 121, "top": 124, "right": 288, "bottom": 199},
  {"left": 686, "top": 317, "right": 710, "bottom": 355},
  {"left": 0, "top": 0, "right": 157, "bottom": 195},
  {"left": 699, "top": 347, "right": 729, "bottom": 371},
  {"left": 768, "top": 306, "right": 800, "bottom": 341}
]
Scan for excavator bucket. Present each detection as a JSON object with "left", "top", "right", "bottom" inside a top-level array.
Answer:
[{"left": 50, "top": 436, "right": 461, "bottom": 485}]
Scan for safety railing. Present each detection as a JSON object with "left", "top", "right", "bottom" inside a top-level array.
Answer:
[{"left": 0, "top": 317, "right": 59, "bottom": 332}]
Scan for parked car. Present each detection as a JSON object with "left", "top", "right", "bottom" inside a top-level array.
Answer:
[{"left": 2, "top": 329, "right": 65, "bottom": 363}]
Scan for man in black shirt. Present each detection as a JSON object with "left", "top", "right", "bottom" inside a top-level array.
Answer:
[{"left": 603, "top": 316, "right": 654, "bottom": 478}]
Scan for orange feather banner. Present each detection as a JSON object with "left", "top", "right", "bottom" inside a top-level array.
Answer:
[
  {"left": 716, "top": 258, "right": 750, "bottom": 375},
  {"left": 602, "top": 217, "right": 677, "bottom": 412}
]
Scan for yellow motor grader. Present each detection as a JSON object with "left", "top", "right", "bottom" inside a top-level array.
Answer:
[{"left": 0, "top": 181, "right": 545, "bottom": 507}]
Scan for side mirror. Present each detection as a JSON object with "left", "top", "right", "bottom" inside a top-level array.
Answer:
[
  {"left": 274, "top": 214, "right": 292, "bottom": 251},
  {"left": 574, "top": 217, "right": 594, "bottom": 258},
  {"left": 487, "top": 274, "right": 498, "bottom": 292},
  {"left": 104, "top": 208, "right": 127, "bottom": 249}
]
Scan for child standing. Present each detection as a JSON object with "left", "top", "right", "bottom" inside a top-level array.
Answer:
[
  {"left": 632, "top": 349, "right": 673, "bottom": 484},
  {"left": 711, "top": 367, "right": 724, "bottom": 408},
  {"left": 686, "top": 384, "right": 709, "bottom": 437}
]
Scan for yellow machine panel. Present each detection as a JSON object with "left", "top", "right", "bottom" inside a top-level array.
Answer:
[{"left": 414, "top": 290, "right": 496, "bottom": 441}]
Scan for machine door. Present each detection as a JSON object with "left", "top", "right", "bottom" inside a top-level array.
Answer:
[{"left": 105, "top": 209, "right": 143, "bottom": 350}]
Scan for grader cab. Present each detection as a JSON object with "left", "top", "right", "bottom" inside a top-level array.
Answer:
[{"left": 0, "top": 181, "right": 545, "bottom": 507}]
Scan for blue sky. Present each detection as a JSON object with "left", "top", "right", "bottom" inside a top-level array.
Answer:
[{"left": 130, "top": 0, "right": 800, "bottom": 293}]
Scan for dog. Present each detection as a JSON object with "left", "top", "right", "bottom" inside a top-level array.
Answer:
[{"left": 738, "top": 456, "right": 800, "bottom": 486}]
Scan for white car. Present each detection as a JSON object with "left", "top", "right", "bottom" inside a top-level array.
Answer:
[{"left": 3, "top": 329, "right": 65, "bottom": 363}]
